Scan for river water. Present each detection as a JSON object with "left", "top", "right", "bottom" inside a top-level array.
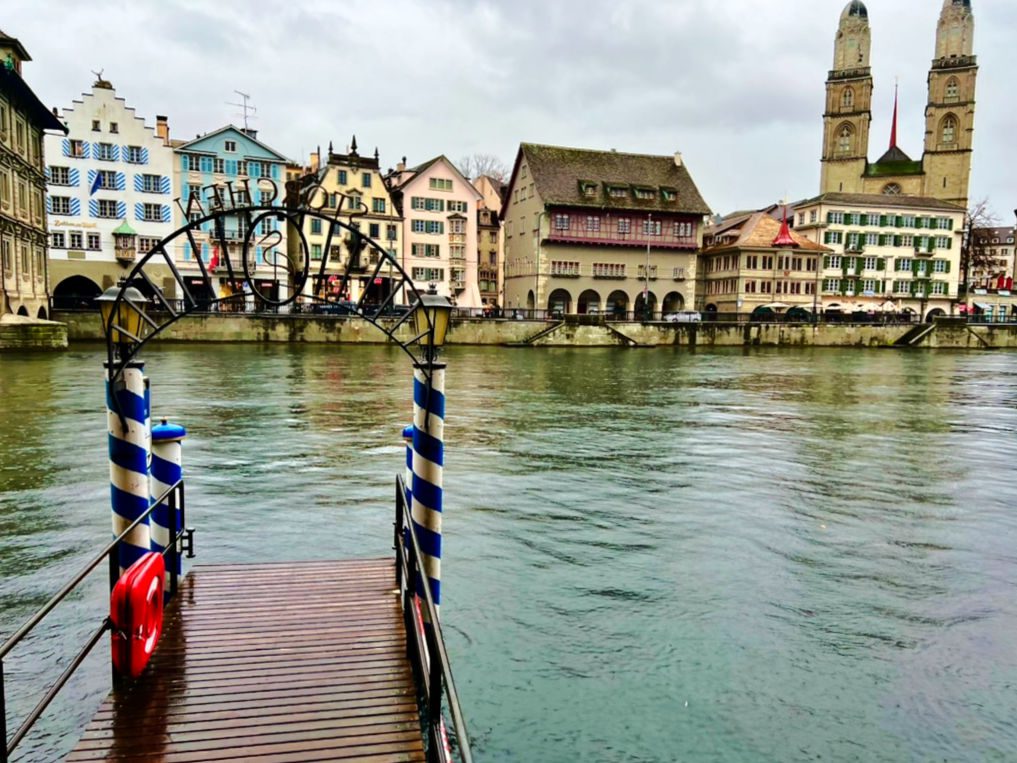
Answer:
[{"left": 1, "top": 344, "right": 1016, "bottom": 762}]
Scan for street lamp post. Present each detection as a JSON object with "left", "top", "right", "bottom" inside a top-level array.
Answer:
[{"left": 409, "top": 290, "right": 453, "bottom": 617}]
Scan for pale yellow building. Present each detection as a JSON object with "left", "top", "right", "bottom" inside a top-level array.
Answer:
[
  {"left": 698, "top": 212, "right": 831, "bottom": 316},
  {"left": 794, "top": 192, "right": 965, "bottom": 320},
  {"left": 291, "top": 138, "right": 403, "bottom": 305},
  {"left": 503, "top": 143, "right": 710, "bottom": 318},
  {"left": 820, "top": 0, "right": 976, "bottom": 210},
  {"left": 0, "top": 30, "right": 66, "bottom": 318}
]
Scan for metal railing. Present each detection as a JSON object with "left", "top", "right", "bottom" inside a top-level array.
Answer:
[
  {"left": 394, "top": 477, "right": 473, "bottom": 763},
  {"left": 0, "top": 479, "right": 193, "bottom": 763}
]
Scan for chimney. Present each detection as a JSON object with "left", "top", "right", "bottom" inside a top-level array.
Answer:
[
  {"left": 308, "top": 152, "right": 319, "bottom": 172},
  {"left": 155, "top": 115, "right": 169, "bottom": 146},
  {"left": 674, "top": 151, "right": 683, "bottom": 168},
  {"left": 241, "top": 128, "right": 258, "bottom": 140},
  {"left": 396, "top": 156, "right": 406, "bottom": 173}
]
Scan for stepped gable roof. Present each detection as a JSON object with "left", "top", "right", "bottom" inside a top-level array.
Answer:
[
  {"left": 703, "top": 212, "right": 829, "bottom": 254},
  {"left": 517, "top": 143, "right": 711, "bottom": 215},
  {"left": 797, "top": 192, "right": 965, "bottom": 212}
]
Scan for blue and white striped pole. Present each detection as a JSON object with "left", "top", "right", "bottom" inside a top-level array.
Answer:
[
  {"left": 106, "top": 361, "right": 151, "bottom": 575},
  {"left": 151, "top": 419, "right": 186, "bottom": 590},
  {"left": 402, "top": 424, "right": 414, "bottom": 507},
  {"left": 411, "top": 363, "right": 445, "bottom": 612}
]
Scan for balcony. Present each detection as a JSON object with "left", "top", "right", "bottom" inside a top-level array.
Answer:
[
  {"left": 114, "top": 249, "right": 136, "bottom": 264},
  {"left": 673, "top": 268, "right": 686, "bottom": 281}
]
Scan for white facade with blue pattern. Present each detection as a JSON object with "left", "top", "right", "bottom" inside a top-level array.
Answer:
[{"left": 44, "top": 81, "right": 176, "bottom": 302}]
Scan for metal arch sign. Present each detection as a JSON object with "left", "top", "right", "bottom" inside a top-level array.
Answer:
[{"left": 103, "top": 175, "right": 438, "bottom": 391}]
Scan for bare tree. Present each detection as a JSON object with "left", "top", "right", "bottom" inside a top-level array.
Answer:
[
  {"left": 456, "top": 154, "right": 509, "bottom": 183},
  {"left": 961, "top": 198, "right": 1002, "bottom": 293}
]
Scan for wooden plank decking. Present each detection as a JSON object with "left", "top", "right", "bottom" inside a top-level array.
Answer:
[{"left": 67, "top": 559, "right": 425, "bottom": 762}]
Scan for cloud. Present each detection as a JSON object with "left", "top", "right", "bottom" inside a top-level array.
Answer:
[{"left": 5, "top": 0, "right": 1016, "bottom": 215}]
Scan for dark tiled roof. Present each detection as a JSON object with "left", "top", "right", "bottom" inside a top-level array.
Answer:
[
  {"left": 796, "top": 192, "right": 964, "bottom": 213},
  {"left": 0, "top": 67, "right": 64, "bottom": 133},
  {"left": 518, "top": 143, "right": 711, "bottom": 215},
  {"left": 874, "top": 145, "right": 913, "bottom": 164}
]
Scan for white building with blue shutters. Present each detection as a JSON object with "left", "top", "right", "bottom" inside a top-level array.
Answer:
[
  {"left": 44, "top": 77, "right": 176, "bottom": 307},
  {"left": 173, "top": 126, "right": 290, "bottom": 306}
]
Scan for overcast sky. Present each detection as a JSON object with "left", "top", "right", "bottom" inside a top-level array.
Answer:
[{"left": 6, "top": 0, "right": 1016, "bottom": 218}]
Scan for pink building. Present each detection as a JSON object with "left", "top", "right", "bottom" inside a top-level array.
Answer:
[{"left": 388, "top": 156, "right": 483, "bottom": 307}]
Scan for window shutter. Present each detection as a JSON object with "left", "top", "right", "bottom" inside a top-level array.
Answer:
[
  {"left": 181, "top": 155, "right": 188, "bottom": 171},
  {"left": 945, "top": 260, "right": 951, "bottom": 273},
  {"left": 946, "top": 238, "right": 953, "bottom": 250},
  {"left": 895, "top": 216, "right": 903, "bottom": 227},
  {"left": 877, "top": 258, "right": 886, "bottom": 270},
  {"left": 226, "top": 159, "right": 237, "bottom": 176},
  {"left": 823, "top": 256, "right": 830, "bottom": 269},
  {"left": 134, "top": 202, "right": 144, "bottom": 221},
  {"left": 879, "top": 214, "right": 887, "bottom": 227},
  {"left": 827, "top": 212, "right": 835, "bottom": 224}
]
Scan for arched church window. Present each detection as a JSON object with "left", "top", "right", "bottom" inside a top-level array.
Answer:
[
  {"left": 837, "top": 124, "right": 855, "bottom": 154},
  {"left": 882, "top": 183, "right": 902, "bottom": 196},
  {"left": 945, "top": 78, "right": 959, "bottom": 100},
  {"left": 941, "top": 116, "right": 957, "bottom": 145},
  {"left": 842, "top": 87, "right": 854, "bottom": 110}
]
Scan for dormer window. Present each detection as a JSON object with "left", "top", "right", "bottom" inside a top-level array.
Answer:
[
  {"left": 634, "top": 188, "right": 655, "bottom": 200},
  {"left": 661, "top": 188, "right": 677, "bottom": 202},
  {"left": 579, "top": 181, "right": 598, "bottom": 197},
  {"left": 607, "top": 186, "right": 627, "bottom": 199}
]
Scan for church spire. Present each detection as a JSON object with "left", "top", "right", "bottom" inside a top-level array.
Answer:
[{"left": 889, "top": 81, "right": 899, "bottom": 150}]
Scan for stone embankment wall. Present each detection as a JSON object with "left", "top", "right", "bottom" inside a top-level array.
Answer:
[
  {"left": 53, "top": 311, "right": 1017, "bottom": 350},
  {"left": 0, "top": 318, "right": 68, "bottom": 350}
]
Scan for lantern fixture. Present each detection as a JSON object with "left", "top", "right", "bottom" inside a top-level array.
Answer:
[
  {"left": 412, "top": 288, "right": 453, "bottom": 364},
  {"left": 96, "top": 280, "right": 150, "bottom": 355}
]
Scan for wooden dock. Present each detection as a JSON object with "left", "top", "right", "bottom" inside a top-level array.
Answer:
[{"left": 67, "top": 559, "right": 426, "bottom": 762}]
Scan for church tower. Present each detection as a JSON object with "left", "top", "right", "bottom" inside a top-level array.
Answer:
[
  {"left": 820, "top": 1, "right": 873, "bottom": 195},
  {"left": 922, "top": 0, "right": 977, "bottom": 209}
]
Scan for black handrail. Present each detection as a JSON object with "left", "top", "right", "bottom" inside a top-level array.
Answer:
[
  {"left": 0, "top": 479, "right": 193, "bottom": 762},
  {"left": 395, "top": 477, "right": 473, "bottom": 763}
]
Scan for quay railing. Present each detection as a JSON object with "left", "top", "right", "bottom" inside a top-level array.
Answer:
[
  {"left": 0, "top": 479, "right": 193, "bottom": 763},
  {"left": 394, "top": 476, "right": 473, "bottom": 763}
]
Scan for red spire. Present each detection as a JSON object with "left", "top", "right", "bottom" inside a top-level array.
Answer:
[
  {"left": 771, "top": 205, "right": 799, "bottom": 248},
  {"left": 889, "top": 81, "right": 899, "bottom": 150}
]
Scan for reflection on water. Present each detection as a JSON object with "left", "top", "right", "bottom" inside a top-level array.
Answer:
[{"left": 2, "top": 344, "right": 1017, "bottom": 761}]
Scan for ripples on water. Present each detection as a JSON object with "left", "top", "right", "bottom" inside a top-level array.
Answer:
[{"left": 2, "top": 345, "right": 1017, "bottom": 761}]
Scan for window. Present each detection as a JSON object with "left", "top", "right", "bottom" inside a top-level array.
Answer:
[
  {"left": 862, "top": 279, "right": 877, "bottom": 293},
  {"left": 450, "top": 244, "right": 465, "bottom": 260},
  {"left": 259, "top": 162, "right": 272, "bottom": 179},
  {"left": 412, "top": 243, "right": 441, "bottom": 258},
  {"left": 932, "top": 282, "right": 947, "bottom": 295},
  {"left": 125, "top": 145, "right": 143, "bottom": 164},
  {"left": 823, "top": 231, "right": 843, "bottom": 245},
  {"left": 865, "top": 233, "right": 879, "bottom": 247},
  {"left": 837, "top": 124, "right": 854, "bottom": 154},
  {"left": 617, "top": 218, "right": 631, "bottom": 234},
  {"left": 187, "top": 155, "right": 201, "bottom": 172},
  {"left": 260, "top": 218, "right": 274, "bottom": 235},
  {"left": 902, "top": 215, "right": 916, "bottom": 228},
  {"left": 810, "top": 210, "right": 818, "bottom": 223},
  {"left": 97, "top": 199, "right": 118, "bottom": 218},
  {"left": 842, "top": 87, "right": 854, "bottom": 110},
  {"left": 586, "top": 216, "right": 601, "bottom": 232},
  {"left": 642, "top": 220, "right": 661, "bottom": 236},
  {"left": 449, "top": 219, "right": 465, "bottom": 235},
  {"left": 369, "top": 223, "right": 380, "bottom": 238},
  {"left": 69, "top": 231, "right": 83, "bottom": 249},
  {"left": 448, "top": 200, "right": 468, "bottom": 213},
  {"left": 429, "top": 178, "right": 453, "bottom": 191},
  {"left": 387, "top": 224, "right": 398, "bottom": 241},
  {"left": 864, "top": 256, "right": 878, "bottom": 270},
  {"left": 50, "top": 196, "right": 71, "bottom": 215},
  {"left": 141, "top": 174, "right": 162, "bottom": 193},
  {"left": 592, "top": 263, "right": 625, "bottom": 278},
  {"left": 675, "top": 222, "right": 693, "bottom": 238},
  {"left": 234, "top": 160, "right": 246, "bottom": 176},
  {"left": 941, "top": 116, "right": 957, "bottom": 145},
  {"left": 142, "top": 203, "right": 162, "bottom": 222},
  {"left": 211, "top": 158, "right": 223, "bottom": 174},
  {"left": 372, "top": 198, "right": 386, "bottom": 213},
  {"left": 935, "top": 236, "right": 951, "bottom": 249},
  {"left": 88, "top": 233, "right": 101, "bottom": 250},
  {"left": 608, "top": 186, "right": 627, "bottom": 198},
  {"left": 95, "top": 143, "right": 115, "bottom": 161},
  {"left": 945, "top": 78, "right": 959, "bottom": 100},
  {"left": 225, "top": 140, "right": 237, "bottom": 153},
  {"left": 68, "top": 140, "right": 85, "bottom": 158},
  {"left": 412, "top": 267, "right": 445, "bottom": 281},
  {"left": 901, "top": 234, "right": 914, "bottom": 248},
  {"left": 412, "top": 220, "right": 426, "bottom": 233},
  {"left": 580, "top": 183, "right": 597, "bottom": 197},
  {"left": 337, "top": 170, "right": 347, "bottom": 185},
  {"left": 634, "top": 188, "right": 654, "bottom": 200},
  {"left": 828, "top": 255, "right": 842, "bottom": 269},
  {"left": 425, "top": 221, "right": 444, "bottom": 235},
  {"left": 110, "top": 122, "right": 118, "bottom": 134},
  {"left": 361, "top": 172, "right": 371, "bottom": 188},
  {"left": 49, "top": 166, "right": 70, "bottom": 185},
  {"left": 662, "top": 189, "right": 676, "bottom": 202},
  {"left": 828, "top": 211, "right": 845, "bottom": 225},
  {"left": 92, "top": 120, "right": 100, "bottom": 132},
  {"left": 97, "top": 170, "right": 117, "bottom": 190},
  {"left": 936, "top": 217, "right": 951, "bottom": 230},
  {"left": 139, "top": 236, "right": 159, "bottom": 252},
  {"left": 348, "top": 195, "right": 361, "bottom": 210},
  {"left": 934, "top": 260, "right": 947, "bottom": 273},
  {"left": 310, "top": 219, "right": 322, "bottom": 235},
  {"left": 824, "top": 279, "right": 841, "bottom": 292},
  {"left": 311, "top": 244, "right": 322, "bottom": 261},
  {"left": 896, "top": 258, "right": 913, "bottom": 272},
  {"left": 554, "top": 214, "right": 570, "bottom": 230},
  {"left": 51, "top": 232, "right": 65, "bottom": 248}
]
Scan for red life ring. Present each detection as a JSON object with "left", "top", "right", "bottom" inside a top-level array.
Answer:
[{"left": 110, "top": 552, "right": 165, "bottom": 678}]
